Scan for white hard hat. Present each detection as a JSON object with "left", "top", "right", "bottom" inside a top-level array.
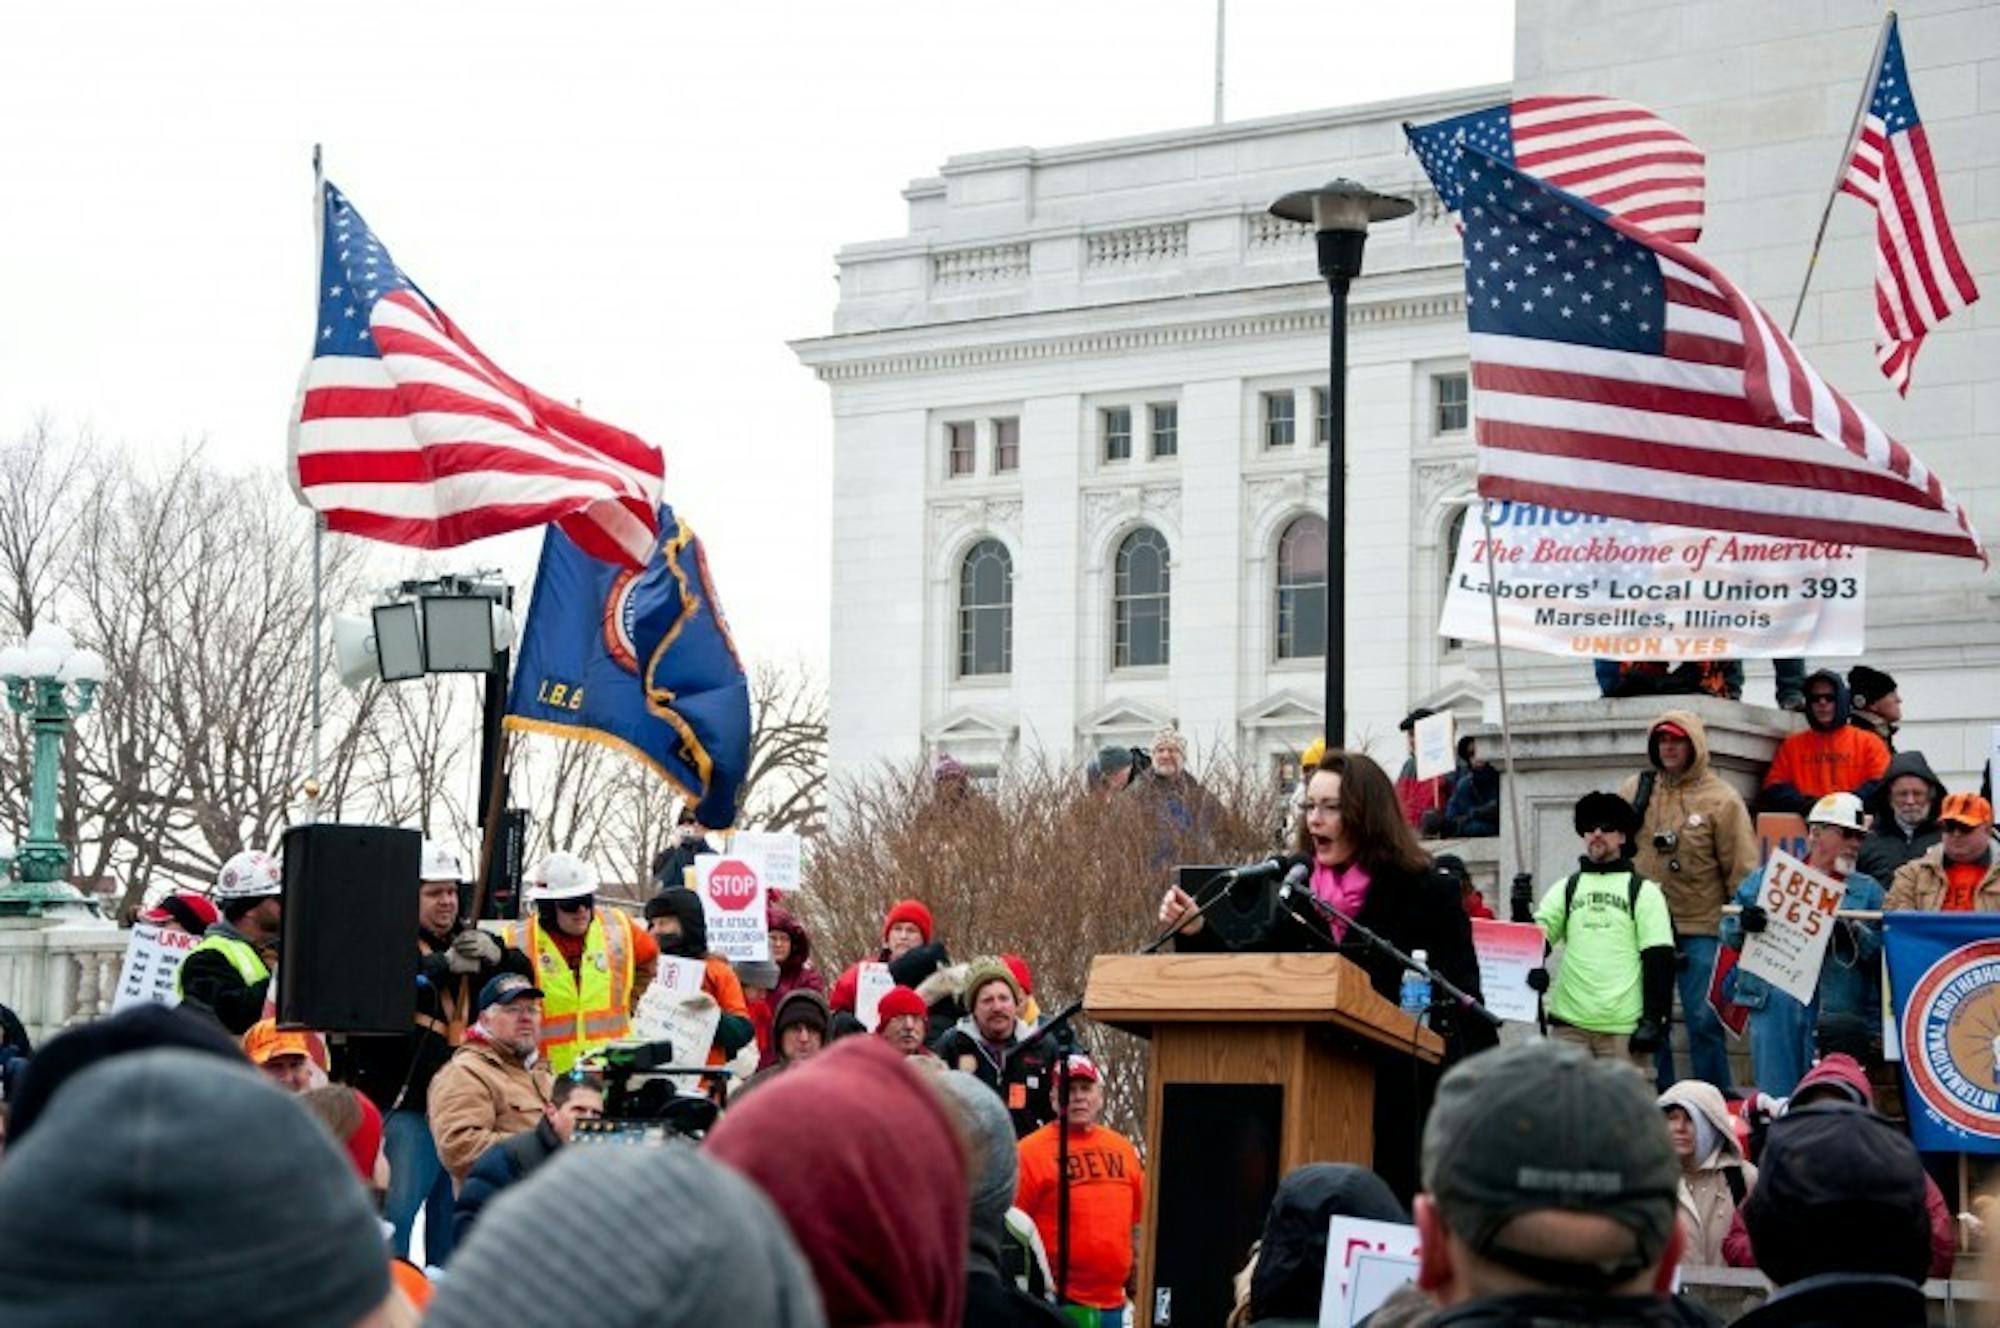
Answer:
[
  {"left": 213, "top": 850, "right": 283, "bottom": 901},
  {"left": 420, "top": 839, "right": 465, "bottom": 883},
  {"left": 1807, "top": 792, "right": 1868, "bottom": 833},
  {"left": 527, "top": 850, "right": 598, "bottom": 902}
]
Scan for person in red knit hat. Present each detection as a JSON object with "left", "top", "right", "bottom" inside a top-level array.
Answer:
[
  {"left": 828, "top": 898, "right": 943, "bottom": 1012},
  {"left": 876, "top": 986, "right": 939, "bottom": 1059}
]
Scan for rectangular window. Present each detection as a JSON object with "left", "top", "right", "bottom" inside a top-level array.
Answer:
[
  {"left": 1102, "top": 406, "right": 1133, "bottom": 462},
  {"left": 945, "top": 421, "right": 975, "bottom": 477},
  {"left": 1314, "top": 388, "right": 1331, "bottom": 447},
  {"left": 1149, "top": 403, "right": 1178, "bottom": 458},
  {"left": 992, "top": 417, "right": 1019, "bottom": 473},
  {"left": 1434, "top": 373, "right": 1469, "bottom": 433},
  {"left": 1262, "top": 392, "right": 1295, "bottom": 449}
]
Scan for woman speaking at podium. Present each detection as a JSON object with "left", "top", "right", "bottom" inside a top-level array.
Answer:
[{"left": 1157, "top": 749, "right": 1495, "bottom": 1065}]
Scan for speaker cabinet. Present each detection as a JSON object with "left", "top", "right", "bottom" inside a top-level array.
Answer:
[{"left": 277, "top": 823, "right": 420, "bottom": 1033}]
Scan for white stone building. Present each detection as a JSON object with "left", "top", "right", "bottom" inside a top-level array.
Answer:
[{"left": 794, "top": 0, "right": 2000, "bottom": 791}]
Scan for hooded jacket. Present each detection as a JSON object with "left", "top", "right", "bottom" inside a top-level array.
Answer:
[
  {"left": 1657, "top": 1080, "right": 1756, "bottom": 1266},
  {"left": 766, "top": 904, "right": 824, "bottom": 1002},
  {"left": 1249, "top": 1165, "right": 1406, "bottom": 1324},
  {"left": 1858, "top": 750, "right": 1947, "bottom": 883},
  {"left": 1618, "top": 711, "right": 1760, "bottom": 936},
  {"left": 932, "top": 1010, "right": 1059, "bottom": 1139},
  {"left": 1761, "top": 670, "right": 1891, "bottom": 814},
  {"left": 1720, "top": 1055, "right": 1956, "bottom": 1277}
]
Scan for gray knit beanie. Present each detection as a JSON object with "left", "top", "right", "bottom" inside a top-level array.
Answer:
[
  {"left": 930, "top": 1068, "right": 1019, "bottom": 1273},
  {"left": 428, "top": 1140, "right": 827, "bottom": 1328},
  {"left": 0, "top": 1047, "right": 389, "bottom": 1327}
]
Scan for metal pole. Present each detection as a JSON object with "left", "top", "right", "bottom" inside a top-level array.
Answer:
[
  {"left": 1478, "top": 503, "right": 1526, "bottom": 881},
  {"left": 307, "top": 143, "right": 326, "bottom": 823},
  {"left": 1323, "top": 275, "right": 1349, "bottom": 748},
  {"left": 1787, "top": 11, "right": 1894, "bottom": 339},
  {"left": 1212, "top": 0, "right": 1226, "bottom": 125}
]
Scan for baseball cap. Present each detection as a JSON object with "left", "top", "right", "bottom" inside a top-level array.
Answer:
[
  {"left": 1740, "top": 1102, "right": 1929, "bottom": 1284},
  {"left": 1806, "top": 792, "right": 1867, "bottom": 832},
  {"left": 476, "top": 972, "right": 544, "bottom": 1015},
  {"left": 240, "top": 1019, "right": 330, "bottom": 1071},
  {"left": 1056, "top": 1053, "right": 1100, "bottom": 1085},
  {"left": 138, "top": 892, "right": 218, "bottom": 934},
  {"left": 1652, "top": 720, "right": 1690, "bottom": 741},
  {"left": 1422, "top": 1040, "right": 1677, "bottom": 1289},
  {"left": 1940, "top": 792, "right": 1993, "bottom": 828}
]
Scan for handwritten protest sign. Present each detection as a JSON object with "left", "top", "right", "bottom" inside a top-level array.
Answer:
[
  {"left": 1318, "top": 1216, "right": 1420, "bottom": 1327},
  {"left": 1738, "top": 850, "right": 1843, "bottom": 1004},
  {"left": 856, "top": 962, "right": 896, "bottom": 1031},
  {"left": 1439, "top": 501, "right": 1865, "bottom": 660},
  {"left": 1413, "top": 710, "right": 1455, "bottom": 782},
  {"left": 1471, "top": 920, "right": 1545, "bottom": 1024},
  {"left": 631, "top": 975, "right": 724, "bottom": 1092},
  {"left": 112, "top": 923, "right": 199, "bottom": 1012},
  {"left": 652, "top": 955, "right": 706, "bottom": 1002},
  {"left": 696, "top": 854, "right": 769, "bottom": 962},
  {"left": 730, "top": 831, "right": 803, "bottom": 895}
]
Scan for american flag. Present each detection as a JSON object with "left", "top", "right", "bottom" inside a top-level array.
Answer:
[
  {"left": 1838, "top": 15, "right": 1980, "bottom": 395},
  {"left": 1406, "top": 96, "right": 1705, "bottom": 244},
  {"left": 289, "top": 183, "right": 665, "bottom": 567},
  {"left": 1459, "top": 148, "right": 1982, "bottom": 562}
]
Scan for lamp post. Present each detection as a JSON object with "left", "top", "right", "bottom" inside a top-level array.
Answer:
[
  {"left": 1269, "top": 179, "right": 1414, "bottom": 748},
  {"left": 0, "top": 624, "right": 105, "bottom": 915}
]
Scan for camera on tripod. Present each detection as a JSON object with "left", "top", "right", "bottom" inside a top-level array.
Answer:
[{"left": 568, "top": 1039, "right": 732, "bottom": 1145}]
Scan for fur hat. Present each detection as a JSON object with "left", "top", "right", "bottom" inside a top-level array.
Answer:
[{"left": 1574, "top": 790, "right": 1640, "bottom": 839}]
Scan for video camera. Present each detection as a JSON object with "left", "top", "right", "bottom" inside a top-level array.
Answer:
[{"left": 570, "top": 1039, "right": 734, "bottom": 1144}]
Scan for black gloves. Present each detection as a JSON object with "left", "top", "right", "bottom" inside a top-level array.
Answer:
[
  {"left": 1628, "top": 1018, "right": 1667, "bottom": 1055},
  {"left": 1526, "top": 967, "right": 1550, "bottom": 994},
  {"left": 1740, "top": 904, "right": 1769, "bottom": 934},
  {"left": 1510, "top": 873, "right": 1535, "bottom": 925},
  {"left": 1641, "top": 944, "right": 1676, "bottom": 1031}
]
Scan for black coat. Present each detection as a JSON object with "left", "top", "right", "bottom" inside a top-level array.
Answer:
[
  {"left": 337, "top": 929, "right": 532, "bottom": 1115},
  {"left": 1175, "top": 860, "right": 1497, "bottom": 1063},
  {"left": 1731, "top": 1276, "right": 1927, "bottom": 1328},
  {"left": 452, "top": 1117, "right": 561, "bottom": 1248},
  {"left": 963, "top": 1273, "right": 1068, "bottom": 1328}
]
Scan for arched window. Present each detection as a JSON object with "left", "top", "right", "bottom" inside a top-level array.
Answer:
[
  {"left": 1113, "top": 527, "right": 1171, "bottom": 668},
  {"left": 957, "top": 539, "right": 1013, "bottom": 676},
  {"left": 1274, "top": 514, "right": 1327, "bottom": 660},
  {"left": 1442, "top": 504, "right": 1470, "bottom": 652}
]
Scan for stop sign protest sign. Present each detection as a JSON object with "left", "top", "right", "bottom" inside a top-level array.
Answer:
[{"left": 706, "top": 858, "right": 761, "bottom": 911}]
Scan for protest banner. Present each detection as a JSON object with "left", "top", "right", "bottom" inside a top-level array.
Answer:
[
  {"left": 1471, "top": 920, "right": 1544, "bottom": 1024},
  {"left": 1707, "top": 945, "right": 1750, "bottom": 1040},
  {"left": 1438, "top": 501, "right": 1865, "bottom": 661},
  {"left": 652, "top": 955, "right": 706, "bottom": 1002},
  {"left": 695, "top": 853, "right": 769, "bottom": 962},
  {"left": 1318, "top": 1216, "right": 1420, "bottom": 1327},
  {"left": 1413, "top": 711, "right": 1455, "bottom": 782},
  {"left": 1736, "top": 850, "right": 1843, "bottom": 1005},
  {"left": 730, "top": 831, "right": 803, "bottom": 895},
  {"left": 111, "top": 923, "right": 200, "bottom": 1013},
  {"left": 1756, "top": 813, "right": 1809, "bottom": 867},
  {"left": 1885, "top": 913, "right": 2000, "bottom": 1152},
  {"left": 855, "top": 962, "right": 896, "bottom": 1031}
]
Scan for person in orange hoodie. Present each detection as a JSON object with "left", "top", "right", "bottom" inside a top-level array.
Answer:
[
  {"left": 1759, "top": 669, "right": 1891, "bottom": 815},
  {"left": 642, "top": 889, "right": 754, "bottom": 1074}
]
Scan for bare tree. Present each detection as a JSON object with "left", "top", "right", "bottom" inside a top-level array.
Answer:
[{"left": 736, "top": 658, "right": 828, "bottom": 836}]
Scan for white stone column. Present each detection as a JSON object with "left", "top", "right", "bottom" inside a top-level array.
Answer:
[{"left": 1016, "top": 394, "right": 1084, "bottom": 760}]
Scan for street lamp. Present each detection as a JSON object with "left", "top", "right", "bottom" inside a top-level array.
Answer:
[
  {"left": 1269, "top": 179, "right": 1415, "bottom": 748},
  {"left": 0, "top": 623, "right": 106, "bottom": 914}
]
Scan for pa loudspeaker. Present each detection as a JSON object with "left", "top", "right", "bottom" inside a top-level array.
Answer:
[{"left": 277, "top": 823, "right": 419, "bottom": 1034}]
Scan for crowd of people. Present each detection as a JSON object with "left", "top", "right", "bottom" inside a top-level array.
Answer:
[{"left": 0, "top": 685, "right": 1991, "bottom": 1325}]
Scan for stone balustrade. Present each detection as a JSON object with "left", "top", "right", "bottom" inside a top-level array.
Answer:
[{"left": 0, "top": 917, "right": 128, "bottom": 1044}]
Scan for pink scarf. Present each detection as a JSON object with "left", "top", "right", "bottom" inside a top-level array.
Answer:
[{"left": 1311, "top": 861, "right": 1371, "bottom": 941}]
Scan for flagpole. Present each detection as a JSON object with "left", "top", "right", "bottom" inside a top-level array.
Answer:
[
  {"left": 1212, "top": 0, "right": 1226, "bottom": 125},
  {"left": 1477, "top": 502, "right": 1526, "bottom": 884},
  {"left": 307, "top": 143, "right": 326, "bottom": 824},
  {"left": 1786, "top": 10, "right": 1895, "bottom": 339}
]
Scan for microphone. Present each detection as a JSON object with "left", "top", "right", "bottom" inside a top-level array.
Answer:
[{"left": 1214, "top": 854, "right": 1308, "bottom": 887}]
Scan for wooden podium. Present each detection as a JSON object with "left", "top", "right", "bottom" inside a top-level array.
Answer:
[{"left": 1085, "top": 952, "right": 1443, "bottom": 1327}]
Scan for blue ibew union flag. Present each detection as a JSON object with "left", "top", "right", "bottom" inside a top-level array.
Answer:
[
  {"left": 505, "top": 504, "right": 750, "bottom": 828},
  {"left": 1883, "top": 912, "right": 2000, "bottom": 1153}
]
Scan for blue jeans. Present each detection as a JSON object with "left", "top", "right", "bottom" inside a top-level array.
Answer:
[
  {"left": 383, "top": 1107, "right": 454, "bottom": 1266},
  {"left": 1746, "top": 991, "right": 1817, "bottom": 1097},
  {"left": 1653, "top": 935, "right": 1734, "bottom": 1093}
]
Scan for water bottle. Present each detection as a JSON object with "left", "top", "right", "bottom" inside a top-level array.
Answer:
[{"left": 1399, "top": 950, "right": 1433, "bottom": 1026}]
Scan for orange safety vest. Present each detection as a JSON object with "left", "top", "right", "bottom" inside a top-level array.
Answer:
[{"left": 502, "top": 909, "right": 635, "bottom": 1075}]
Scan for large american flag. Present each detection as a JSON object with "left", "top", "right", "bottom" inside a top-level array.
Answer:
[
  {"left": 1459, "top": 148, "right": 1982, "bottom": 562},
  {"left": 1406, "top": 96, "right": 1705, "bottom": 244},
  {"left": 289, "top": 183, "right": 665, "bottom": 567},
  {"left": 1838, "top": 15, "right": 1980, "bottom": 395}
]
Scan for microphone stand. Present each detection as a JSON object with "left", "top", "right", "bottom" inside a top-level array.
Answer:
[{"left": 1276, "top": 882, "right": 1501, "bottom": 1030}]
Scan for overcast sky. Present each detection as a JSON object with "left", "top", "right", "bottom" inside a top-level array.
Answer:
[{"left": 0, "top": 1, "right": 1512, "bottom": 670}]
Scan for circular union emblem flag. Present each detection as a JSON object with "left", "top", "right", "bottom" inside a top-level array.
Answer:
[{"left": 1901, "top": 938, "right": 2000, "bottom": 1135}]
